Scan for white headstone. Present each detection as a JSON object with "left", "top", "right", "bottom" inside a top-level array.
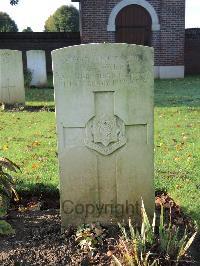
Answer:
[
  {"left": 52, "top": 44, "right": 154, "bottom": 227},
  {"left": 26, "top": 50, "right": 47, "bottom": 87},
  {"left": 0, "top": 49, "right": 25, "bottom": 105}
]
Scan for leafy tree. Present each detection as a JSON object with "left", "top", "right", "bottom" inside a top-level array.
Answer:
[
  {"left": 44, "top": 5, "right": 79, "bottom": 32},
  {"left": 0, "top": 12, "right": 18, "bottom": 32},
  {"left": 44, "top": 15, "right": 57, "bottom": 32},
  {"left": 10, "top": 0, "right": 19, "bottom": 5},
  {"left": 22, "top": 26, "right": 33, "bottom": 32}
]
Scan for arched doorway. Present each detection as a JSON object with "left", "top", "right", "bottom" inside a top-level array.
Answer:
[{"left": 115, "top": 4, "right": 152, "bottom": 46}]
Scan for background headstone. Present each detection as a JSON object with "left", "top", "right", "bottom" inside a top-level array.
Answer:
[
  {"left": 52, "top": 44, "right": 154, "bottom": 227},
  {"left": 0, "top": 49, "right": 25, "bottom": 105},
  {"left": 26, "top": 50, "right": 47, "bottom": 87}
]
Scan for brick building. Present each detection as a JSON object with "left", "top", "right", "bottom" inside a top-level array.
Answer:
[{"left": 72, "top": 0, "right": 185, "bottom": 78}]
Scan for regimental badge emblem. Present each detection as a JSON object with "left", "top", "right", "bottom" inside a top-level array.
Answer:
[{"left": 85, "top": 114, "right": 127, "bottom": 155}]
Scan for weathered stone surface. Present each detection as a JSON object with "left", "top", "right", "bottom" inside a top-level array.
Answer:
[
  {"left": 0, "top": 49, "right": 25, "bottom": 104},
  {"left": 52, "top": 43, "right": 154, "bottom": 227},
  {"left": 26, "top": 50, "right": 47, "bottom": 87}
]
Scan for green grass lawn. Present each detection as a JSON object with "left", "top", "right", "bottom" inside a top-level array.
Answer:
[
  {"left": 0, "top": 76, "right": 199, "bottom": 225},
  {"left": 154, "top": 76, "right": 200, "bottom": 226}
]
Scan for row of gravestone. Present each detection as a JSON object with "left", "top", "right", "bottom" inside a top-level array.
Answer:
[
  {"left": 0, "top": 49, "right": 47, "bottom": 105},
  {"left": 0, "top": 44, "right": 154, "bottom": 228}
]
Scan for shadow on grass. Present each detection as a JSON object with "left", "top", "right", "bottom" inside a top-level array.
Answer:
[
  {"left": 26, "top": 76, "right": 200, "bottom": 108},
  {"left": 2, "top": 105, "right": 55, "bottom": 112},
  {"left": 25, "top": 87, "right": 55, "bottom": 107},
  {"left": 155, "top": 75, "right": 200, "bottom": 107},
  {"left": 24, "top": 105, "right": 55, "bottom": 112},
  {"left": 5, "top": 75, "right": 199, "bottom": 109},
  {"left": 16, "top": 182, "right": 59, "bottom": 197},
  {"left": 190, "top": 233, "right": 200, "bottom": 265}
]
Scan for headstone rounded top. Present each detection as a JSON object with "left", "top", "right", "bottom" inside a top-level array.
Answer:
[
  {"left": 27, "top": 50, "right": 46, "bottom": 53},
  {"left": 0, "top": 49, "right": 22, "bottom": 54},
  {"left": 52, "top": 43, "right": 154, "bottom": 55}
]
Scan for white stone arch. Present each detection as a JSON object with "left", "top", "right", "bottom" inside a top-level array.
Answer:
[{"left": 107, "top": 0, "right": 160, "bottom": 32}]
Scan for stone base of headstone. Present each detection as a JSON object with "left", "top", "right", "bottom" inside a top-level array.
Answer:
[
  {"left": 1, "top": 103, "right": 25, "bottom": 111},
  {"left": 30, "top": 83, "right": 48, "bottom": 88}
]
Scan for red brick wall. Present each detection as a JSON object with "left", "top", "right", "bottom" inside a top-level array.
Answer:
[
  {"left": 159, "top": 0, "right": 185, "bottom": 66},
  {"left": 77, "top": 0, "right": 185, "bottom": 66}
]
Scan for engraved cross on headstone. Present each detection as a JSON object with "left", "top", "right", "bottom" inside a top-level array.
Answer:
[{"left": 63, "top": 91, "right": 147, "bottom": 156}]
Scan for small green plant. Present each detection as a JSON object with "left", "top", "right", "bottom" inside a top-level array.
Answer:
[
  {"left": 158, "top": 206, "right": 197, "bottom": 264},
  {"left": 0, "top": 157, "right": 20, "bottom": 235},
  {"left": 24, "top": 68, "right": 32, "bottom": 88},
  {"left": 113, "top": 200, "right": 197, "bottom": 266},
  {"left": 0, "top": 206, "right": 15, "bottom": 235},
  {"left": 75, "top": 223, "right": 105, "bottom": 251}
]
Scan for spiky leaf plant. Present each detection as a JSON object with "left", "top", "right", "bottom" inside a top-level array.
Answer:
[
  {"left": 0, "top": 157, "right": 20, "bottom": 235},
  {"left": 113, "top": 200, "right": 197, "bottom": 266}
]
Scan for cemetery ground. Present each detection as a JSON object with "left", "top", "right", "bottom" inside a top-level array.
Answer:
[{"left": 0, "top": 75, "right": 200, "bottom": 265}]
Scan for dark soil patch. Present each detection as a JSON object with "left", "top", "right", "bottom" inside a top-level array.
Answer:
[
  {"left": 1, "top": 105, "right": 55, "bottom": 112},
  {"left": 0, "top": 210, "right": 117, "bottom": 265},
  {"left": 0, "top": 194, "right": 199, "bottom": 265}
]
